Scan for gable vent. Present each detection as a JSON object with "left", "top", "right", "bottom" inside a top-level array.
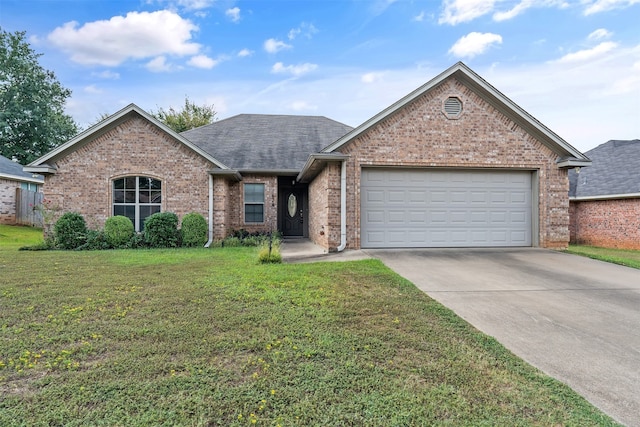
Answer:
[{"left": 443, "top": 97, "right": 463, "bottom": 118}]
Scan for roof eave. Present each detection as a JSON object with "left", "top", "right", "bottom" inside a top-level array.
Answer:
[
  {"left": 209, "top": 169, "right": 242, "bottom": 181},
  {"left": 297, "top": 153, "right": 350, "bottom": 183},
  {"left": 23, "top": 165, "right": 57, "bottom": 175},
  {"left": 556, "top": 159, "right": 592, "bottom": 169},
  {"left": 571, "top": 192, "right": 640, "bottom": 201},
  {"left": 0, "top": 172, "right": 45, "bottom": 183}
]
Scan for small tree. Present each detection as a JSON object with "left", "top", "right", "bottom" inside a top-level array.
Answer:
[{"left": 151, "top": 96, "right": 216, "bottom": 133}]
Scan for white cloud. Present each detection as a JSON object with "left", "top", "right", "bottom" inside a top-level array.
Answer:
[
  {"left": 271, "top": 62, "right": 318, "bottom": 76},
  {"left": 361, "top": 72, "right": 385, "bottom": 83},
  {"left": 225, "top": 7, "right": 241, "bottom": 22},
  {"left": 84, "top": 85, "right": 103, "bottom": 94},
  {"left": 288, "top": 22, "right": 318, "bottom": 40},
  {"left": 583, "top": 0, "right": 640, "bottom": 15},
  {"left": 91, "top": 70, "right": 120, "bottom": 79},
  {"left": 146, "top": 56, "right": 174, "bottom": 72},
  {"left": 413, "top": 11, "right": 426, "bottom": 21},
  {"left": 439, "top": 0, "right": 496, "bottom": 25},
  {"left": 493, "top": 0, "right": 535, "bottom": 21},
  {"left": 187, "top": 54, "right": 217, "bottom": 69},
  {"left": 238, "top": 48, "right": 253, "bottom": 57},
  {"left": 48, "top": 10, "right": 200, "bottom": 66},
  {"left": 449, "top": 32, "right": 503, "bottom": 58},
  {"left": 290, "top": 101, "right": 318, "bottom": 111},
  {"left": 554, "top": 41, "right": 618, "bottom": 63},
  {"left": 264, "top": 38, "right": 292, "bottom": 53},
  {"left": 588, "top": 28, "right": 613, "bottom": 41}
]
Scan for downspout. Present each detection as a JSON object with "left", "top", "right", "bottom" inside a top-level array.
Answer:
[
  {"left": 336, "top": 160, "right": 347, "bottom": 252},
  {"left": 204, "top": 174, "right": 214, "bottom": 248}
]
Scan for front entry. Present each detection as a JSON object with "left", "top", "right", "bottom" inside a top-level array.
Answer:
[{"left": 278, "top": 177, "right": 307, "bottom": 237}]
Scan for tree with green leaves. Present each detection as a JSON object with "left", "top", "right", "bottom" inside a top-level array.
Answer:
[
  {"left": 0, "top": 29, "right": 79, "bottom": 164},
  {"left": 151, "top": 97, "right": 217, "bottom": 133}
]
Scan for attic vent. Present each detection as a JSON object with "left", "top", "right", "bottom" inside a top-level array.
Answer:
[{"left": 443, "top": 96, "right": 463, "bottom": 118}]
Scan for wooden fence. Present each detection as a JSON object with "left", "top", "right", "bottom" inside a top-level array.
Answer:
[{"left": 15, "top": 188, "right": 43, "bottom": 227}]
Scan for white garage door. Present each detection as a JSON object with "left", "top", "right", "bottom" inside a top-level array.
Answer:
[{"left": 361, "top": 168, "right": 533, "bottom": 248}]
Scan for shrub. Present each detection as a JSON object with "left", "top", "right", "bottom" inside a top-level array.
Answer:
[
  {"left": 77, "top": 230, "right": 110, "bottom": 251},
  {"left": 144, "top": 212, "right": 180, "bottom": 248},
  {"left": 258, "top": 241, "right": 282, "bottom": 264},
  {"left": 53, "top": 212, "right": 88, "bottom": 249},
  {"left": 104, "top": 216, "right": 134, "bottom": 248},
  {"left": 181, "top": 212, "right": 208, "bottom": 247}
]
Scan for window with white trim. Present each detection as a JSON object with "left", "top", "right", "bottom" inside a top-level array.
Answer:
[
  {"left": 244, "top": 183, "right": 264, "bottom": 223},
  {"left": 113, "top": 176, "right": 161, "bottom": 231}
]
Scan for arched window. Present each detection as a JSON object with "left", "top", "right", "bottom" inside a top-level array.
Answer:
[{"left": 113, "top": 176, "right": 161, "bottom": 231}]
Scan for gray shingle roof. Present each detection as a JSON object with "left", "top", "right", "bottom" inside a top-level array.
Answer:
[
  {"left": 569, "top": 140, "right": 640, "bottom": 198},
  {"left": 0, "top": 154, "right": 42, "bottom": 181},
  {"left": 181, "top": 114, "right": 353, "bottom": 171}
]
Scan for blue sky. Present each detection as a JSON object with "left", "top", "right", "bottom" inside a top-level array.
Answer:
[{"left": 2, "top": 0, "right": 639, "bottom": 152}]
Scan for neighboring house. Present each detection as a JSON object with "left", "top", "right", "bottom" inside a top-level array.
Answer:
[
  {"left": 569, "top": 140, "right": 640, "bottom": 250},
  {"left": 25, "top": 62, "right": 590, "bottom": 250},
  {"left": 0, "top": 154, "right": 44, "bottom": 224}
]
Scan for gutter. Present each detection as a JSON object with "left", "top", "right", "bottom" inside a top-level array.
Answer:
[
  {"left": 570, "top": 193, "right": 640, "bottom": 202},
  {"left": 336, "top": 159, "right": 347, "bottom": 252},
  {"left": 205, "top": 174, "right": 214, "bottom": 248}
]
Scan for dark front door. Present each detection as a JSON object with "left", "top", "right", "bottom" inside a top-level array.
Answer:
[{"left": 282, "top": 189, "right": 304, "bottom": 236}]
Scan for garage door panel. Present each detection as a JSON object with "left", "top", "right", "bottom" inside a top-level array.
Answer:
[{"left": 361, "top": 169, "right": 532, "bottom": 248}]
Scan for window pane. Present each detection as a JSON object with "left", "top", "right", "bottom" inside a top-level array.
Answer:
[
  {"left": 114, "top": 190, "right": 124, "bottom": 203},
  {"left": 125, "top": 190, "right": 136, "bottom": 203},
  {"left": 151, "top": 191, "right": 161, "bottom": 203},
  {"left": 245, "top": 204, "right": 264, "bottom": 223},
  {"left": 114, "top": 179, "right": 125, "bottom": 190},
  {"left": 139, "top": 191, "right": 150, "bottom": 203},
  {"left": 125, "top": 177, "right": 136, "bottom": 189},
  {"left": 244, "top": 183, "right": 264, "bottom": 203},
  {"left": 150, "top": 179, "right": 161, "bottom": 190},
  {"left": 139, "top": 177, "right": 149, "bottom": 190}
]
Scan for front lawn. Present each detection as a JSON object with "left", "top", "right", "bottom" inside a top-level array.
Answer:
[
  {"left": 567, "top": 244, "right": 640, "bottom": 269},
  {"left": 0, "top": 226, "right": 618, "bottom": 426}
]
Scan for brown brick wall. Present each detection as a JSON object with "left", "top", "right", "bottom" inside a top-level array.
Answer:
[
  {"left": 225, "top": 174, "right": 278, "bottom": 235},
  {"left": 43, "top": 116, "right": 215, "bottom": 231},
  {"left": 0, "top": 178, "right": 19, "bottom": 224},
  {"left": 308, "top": 162, "right": 341, "bottom": 250},
  {"left": 325, "top": 75, "right": 570, "bottom": 249},
  {"left": 0, "top": 178, "right": 20, "bottom": 224},
  {"left": 570, "top": 199, "right": 640, "bottom": 250}
]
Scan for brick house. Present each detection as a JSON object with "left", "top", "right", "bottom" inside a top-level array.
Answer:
[
  {"left": 25, "top": 62, "right": 590, "bottom": 250},
  {"left": 0, "top": 154, "right": 43, "bottom": 224},
  {"left": 569, "top": 140, "right": 640, "bottom": 250}
]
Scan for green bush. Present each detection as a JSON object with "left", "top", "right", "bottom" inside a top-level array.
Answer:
[
  {"left": 104, "top": 216, "right": 134, "bottom": 248},
  {"left": 53, "top": 212, "right": 88, "bottom": 249},
  {"left": 258, "top": 242, "right": 282, "bottom": 263},
  {"left": 181, "top": 212, "right": 208, "bottom": 247},
  {"left": 144, "top": 212, "right": 180, "bottom": 248},
  {"left": 77, "top": 230, "right": 110, "bottom": 251}
]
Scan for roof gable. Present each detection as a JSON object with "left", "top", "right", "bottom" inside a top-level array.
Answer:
[
  {"left": 569, "top": 139, "right": 640, "bottom": 199},
  {"left": 322, "top": 62, "right": 590, "bottom": 167},
  {"left": 182, "top": 114, "right": 353, "bottom": 171},
  {"left": 25, "top": 104, "right": 229, "bottom": 173}
]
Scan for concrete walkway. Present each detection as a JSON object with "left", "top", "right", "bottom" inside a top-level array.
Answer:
[{"left": 280, "top": 241, "right": 640, "bottom": 426}]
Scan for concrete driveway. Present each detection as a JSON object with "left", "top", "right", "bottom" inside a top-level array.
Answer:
[{"left": 368, "top": 248, "right": 640, "bottom": 427}]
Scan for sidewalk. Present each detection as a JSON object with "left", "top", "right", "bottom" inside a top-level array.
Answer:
[{"left": 280, "top": 238, "right": 371, "bottom": 263}]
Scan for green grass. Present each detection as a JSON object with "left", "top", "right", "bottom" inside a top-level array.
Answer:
[
  {"left": 567, "top": 244, "right": 640, "bottom": 269},
  {"left": 0, "top": 226, "right": 619, "bottom": 426},
  {"left": 0, "top": 224, "right": 45, "bottom": 250}
]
